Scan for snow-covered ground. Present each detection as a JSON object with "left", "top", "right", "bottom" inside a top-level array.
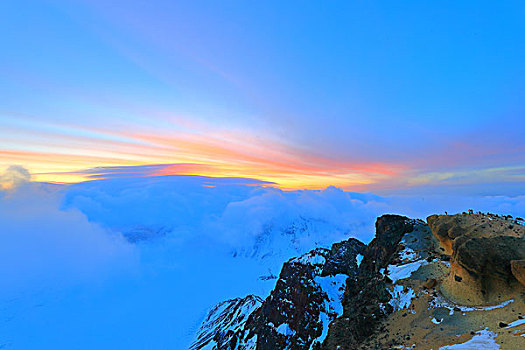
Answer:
[
  {"left": 1, "top": 174, "right": 524, "bottom": 349},
  {"left": 439, "top": 329, "right": 500, "bottom": 349}
]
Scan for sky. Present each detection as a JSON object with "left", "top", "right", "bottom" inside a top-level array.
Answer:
[{"left": 1, "top": 0, "right": 524, "bottom": 194}]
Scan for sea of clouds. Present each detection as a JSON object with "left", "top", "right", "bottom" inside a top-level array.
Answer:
[{"left": 1, "top": 165, "right": 523, "bottom": 349}]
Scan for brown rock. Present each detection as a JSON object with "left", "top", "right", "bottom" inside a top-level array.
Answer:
[
  {"left": 454, "top": 236, "right": 525, "bottom": 282},
  {"left": 511, "top": 260, "right": 525, "bottom": 286},
  {"left": 423, "top": 278, "right": 437, "bottom": 289},
  {"left": 428, "top": 214, "right": 525, "bottom": 304},
  {"left": 426, "top": 213, "right": 525, "bottom": 256}
]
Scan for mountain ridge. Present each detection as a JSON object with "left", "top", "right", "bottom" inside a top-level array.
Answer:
[{"left": 191, "top": 212, "right": 525, "bottom": 349}]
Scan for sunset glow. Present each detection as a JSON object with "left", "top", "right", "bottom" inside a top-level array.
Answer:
[
  {"left": 1, "top": 119, "right": 400, "bottom": 189},
  {"left": 1, "top": 0, "right": 523, "bottom": 194}
]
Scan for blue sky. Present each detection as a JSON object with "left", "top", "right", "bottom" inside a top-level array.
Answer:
[{"left": 0, "top": 0, "right": 524, "bottom": 193}]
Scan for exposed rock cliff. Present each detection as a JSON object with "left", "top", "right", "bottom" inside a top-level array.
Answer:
[
  {"left": 190, "top": 295, "right": 263, "bottom": 350},
  {"left": 191, "top": 238, "right": 366, "bottom": 349},
  {"left": 323, "top": 215, "right": 415, "bottom": 349},
  {"left": 192, "top": 213, "right": 525, "bottom": 349},
  {"left": 428, "top": 213, "right": 525, "bottom": 305}
]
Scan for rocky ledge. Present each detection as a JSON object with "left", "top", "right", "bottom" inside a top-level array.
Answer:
[{"left": 191, "top": 213, "right": 525, "bottom": 349}]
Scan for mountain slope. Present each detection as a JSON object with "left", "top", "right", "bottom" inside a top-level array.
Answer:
[{"left": 192, "top": 213, "right": 525, "bottom": 349}]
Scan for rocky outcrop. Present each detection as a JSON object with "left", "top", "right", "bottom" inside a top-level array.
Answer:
[
  {"left": 190, "top": 295, "right": 263, "bottom": 350},
  {"left": 244, "top": 238, "right": 366, "bottom": 350},
  {"left": 322, "top": 239, "right": 367, "bottom": 277},
  {"left": 323, "top": 215, "right": 415, "bottom": 349},
  {"left": 192, "top": 238, "right": 366, "bottom": 350},
  {"left": 511, "top": 260, "right": 525, "bottom": 286},
  {"left": 359, "top": 215, "right": 414, "bottom": 272},
  {"left": 427, "top": 213, "right": 525, "bottom": 304},
  {"left": 427, "top": 213, "right": 524, "bottom": 255},
  {"left": 192, "top": 213, "right": 525, "bottom": 350},
  {"left": 455, "top": 236, "right": 525, "bottom": 281}
]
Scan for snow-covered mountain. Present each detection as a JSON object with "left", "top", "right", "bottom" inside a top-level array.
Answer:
[
  {"left": 191, "top": 214, "right": 525, "bottom": 349},
  {"left": 1, "top": 175, "right": 525, "bottom": 349}
]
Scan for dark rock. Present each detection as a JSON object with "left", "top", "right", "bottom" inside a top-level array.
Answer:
[
  {"left": 323, "top": 215, "right": 414, "bottom": 349},
  {"left": 322, "top": 238, "right": 366, "bottom": 277},
  {"left": 190, "top": 295, "right": 263, "bottom": 350},
  {"left": 511, "top": 259, "right": 525, "bottom": 286},
  {"left": 197, "top": 238, "right": 367, "bottom": 350},
  {"left": 359, "top": 215, "right": 414, "bottom": 273},
  {"left": 244, "top": 249, "right": 333, "bottom": 349},
  {"left": 454, "top": 237, "right": 525, "bottom": 282},
  {"left": 423, "top": 278, "right": 437, "bottom": 289}
]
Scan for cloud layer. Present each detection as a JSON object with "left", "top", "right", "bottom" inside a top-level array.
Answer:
[{"left": 0, "top": 167, "right": 524, "bottom": 349}]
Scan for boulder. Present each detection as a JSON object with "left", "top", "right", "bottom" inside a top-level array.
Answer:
[
  {"left": 454, "top": 236, "right": 525, "bottom": 282},
  {"left": 427, "top": 213, "right": 525, "bottom": 255},
  {"left": 511, "top": 259, "right": 525, "bottom": 286},
  {"left": 427, "top": 214, "right": 525, "bottom": 304}
]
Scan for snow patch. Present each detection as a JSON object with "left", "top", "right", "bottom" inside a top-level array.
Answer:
[
  {"left": 398, "top": 245, "right": 418, "bottom": 261},
  {"left": 505, "top": 318, "right": 525, "bottom": 328},
  {"left": 292, "top": 251, "right": 327, "bottom": 266},
  {"left": 310, "top": 274, "right": 347, "bottom": 345},
  {"left": 276, "top": 323, "right": 296, "bottom": 336},
  {"left": 439, "top": 329, "right": 500, "bottom": 349},
  {"left": 356, "top": 254, "right": 364, "bottom": 267},
  {"left": 430, "top": 295, "right": 514, "bottom": 313},
  {"left": 382, "top": 259, "right": 429, "bottom": 283},
  {"left": 388, "top": 284, "right": 415, "bottom": 311},
  {"left": 431, "top": 317, "right": 443, "bottom": 324}
]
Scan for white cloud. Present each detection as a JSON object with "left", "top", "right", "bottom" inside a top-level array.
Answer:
[
  {"left": 0, "top": 181, "right": 137, "bottom": 294},
  {"left": 0, "top": 165, "right": 31, "bottom": 190},
  {"left": 0, "top": 167, "right": 523, "bottom": 349}
]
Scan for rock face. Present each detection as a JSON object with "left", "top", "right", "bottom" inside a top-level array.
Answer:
[
  {"left": 190, "top": 295, "right": 263, "bottom": 350},
  {"left": 427, "top": 213, "right": 525, "bottom": 304},
  {"left": 322, "top": 215, "right": 414, "bottom": 349},
  {"left": 191, "top": 238, "right": 366, "bottom": 350},
  {"left": 359, "top": 215, "right": 414, "bottom": 272},
  {"left": 455, "top": 236, "right": 525, "bottom": 281},
  {"left": 245, "top": 238, "right": 367, "bottom": 350},
  {"left": 192, "top": 213, "right": 525, "bottom": 350},
  {"left": 511, "top": 260, "right": 525, "bottom": 286},
  {"left": 427, "top": 213, "right": 524, "bottom": 255}
]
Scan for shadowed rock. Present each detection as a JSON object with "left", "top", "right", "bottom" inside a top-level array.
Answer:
[
  {"left": 190, "top": 295, "right": 263, "bottom": 350},
  {"left": 428, "top": 213, "right": 525, "bottom": 304},
  {"left": 322, "top": 215, "right": 414, "bottom": 350},
  {"left": 192, "top": 238, "right": 366, "bottom": 350},
  {"left": 511, "top": 260, "right": 525, "bottom": 286}
]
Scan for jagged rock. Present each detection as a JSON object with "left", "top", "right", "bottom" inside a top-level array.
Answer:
[
  {"left": 428, "top": 214, "right": 525, "bottom": 304},
  {"left": 322, "top": 238, "right": 366, "bottom": 276},
  {"left": 245, "top": 249, "right": 332, "bottom": 349},
  {"left": 243, "top": 239, "right": 366, "bottom": 350},
  {"left": 511, "top": 259, "right": 525, "bottom": 286},
  {"left": 192, "top": 238, "right": 366, "bottom": 350},
  {"left": 359, "top": 215, "right": 414, "bottom": 272},
  {"left": 193, "top": 213, "right": 525, "bottom": 350},
  {"left": 190, "top": 295, "right": 263, "bottom": 350},
  {"left": 427, "top": 213, "right": 525, "bottom": 255},
  {"left": 323, "top": 215, "right": 414, "bottom": 349}
]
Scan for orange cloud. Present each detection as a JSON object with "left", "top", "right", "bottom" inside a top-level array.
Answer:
[{"left": 1, "top": 117, "right": 406, "bottom": 189}]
